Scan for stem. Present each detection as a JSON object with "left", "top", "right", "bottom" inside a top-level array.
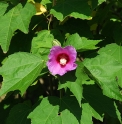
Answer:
[
  {"left": 59, "top": 89, "right": 63, "bottom": 99},
  {"left": 49, "top": 75, "right": 53, "bottom": 96},
  {"left": 52, "top": 0, "right": 56, "bottom": 6},
  {"left": 58, "top": 80, "right": 63, "bottom": 99},
  {"left": 47, "top": 0, "right": 56, "bottom": 30},
  {"left": 48, "top": 15, "right": 53, "bottom": 30}
]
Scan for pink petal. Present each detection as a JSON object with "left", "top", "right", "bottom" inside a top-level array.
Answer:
[
  {"left": 65, "top": 62, "right": 77, "bottom": 71},
  {"left": 47, "top": 46, "right": 77, "bottom": 76},
  {"left": 64, "top": 46, "right": 77, "bottom": 62},
  {"left": 47, "top": 60, "right": 67, "bottom": 76}
]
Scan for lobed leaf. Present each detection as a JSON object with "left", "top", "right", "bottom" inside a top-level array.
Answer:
[
  {"left": 31, "top": 30, "right": 54, "bottom": 60},
  {"left": 58, "top": 81, "right": 83, "bottom": 107},
  {"left": 28, "top": 96, "right": 81, "bottom": 124},
  {"left": 83, "top": 85, "right": 120, "bottom": 121},
  {"left": 0, "top": 2, "right": 8, "bottom": 17},
  {"left": 80, "top": 103, "right": 93, "bottom": 124},
  {"left": 50, "top": 0, "right": 91, "bottom": 21},
  {"left": 65, "top": 33, "right": 101, "bottom": 52},
  {"left": 0, "top": 52, "right": 44, "bottom": 96},
  {"left": 75, "top": 62, "right": 95, "bottom": 85},
  {"left": 58, "top": 71, "right": 82, "bottom": 107},
  {"left": 0, "top": 3, "right": 36, "bottom": 52},
  {"left": 84, "top": 53, "right": 122, "bottom": 101},
  {"left": 6, "top": 101, "right": 31, "bottom": 124},
  {"left": 98, "top": 43, "right": 122, "bottom": 88}
]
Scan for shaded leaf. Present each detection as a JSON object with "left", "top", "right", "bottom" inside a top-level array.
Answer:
[
  {"left": 6, "top": 101, "right": 31, "bottom": 124},
  {"left": 58, "top": 81, "right": 83, "bottom": 107},
  {"left": 60, "top": 19, "right": 93, "bottom": 38},
  {"left": 0, "top": 102, "right": 11, "bottom": 124},
  {"left": 0, "top": 52, "right": 44, "bottom": 96},
  {"left": 112, "top": 22, "right": 122, "bottom": 44},
  {"left": 88, "top": 0, "right": 105, "bottom": 9},
  {"left": 83, "top": 85, "right": 120, "bottom": 120},
  {"left": 50, "top": 0, "right": 91, "bottom": 21},
  {"left": 84, "top": 53, "right": 122, "bottom": 101}
]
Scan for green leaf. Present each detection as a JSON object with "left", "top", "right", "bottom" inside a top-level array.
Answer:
[
  {"left": 51, "top": 29, "right": 64, "bottom": 45},
  {"left": 60, "top": 19, "right": 93, "bottom": 38},
  {"left": 28, "top": 97, "right": 59, "bottom": 124},
  {"left": 114, "top": 102, "right": 121, "bottom": 123},
  {"left": 6, "top": 101, "right": 31, "bottom": 124},
  {"left": 50, "top": 0, "right": 91, "bottom": 21},
  {"left": 28, "top": 96, "right": 81, "bottom": 124},
  {"left": 89, "top": 103, "right": 103, "bottom": 121},
  {"left": 0, "top": 102, "right": 11, "bottom": 124},
  {"left": 81, "top": 102, "right": 104, "bottom": 123},
  {"left": 16, "top": 3, "right": 36, "bottom": 33},
  {"left": 113, "top": 23, "right": 122, "bottom": 44},
  {"left": 31, "top": 30, "right": 54, "bottom": 60},
  {"left": 58, "top": 72, "right": 82, "bottom": 107},
  {"left": 80, "top": 103, "right": 93, "bottom": 124},
  {"left": 75, "top": 62, "right": 95, "bottom": 85},
  {"left": 0, "top": 3, "right": 36, "bottom": 53},
  {"left": 41, "top": 0, "right": 52, "bottom": 9},
  {"left": 83, "top": 53, "right": 122, "bottom": 101},
  {"left": 83, "top": 85, "right": 120, "bottom": 121},
  {"left": 65, "top": 33, "right": 101, "bottom": 52},
  {"left": 0, "top": 52, "right": 44, "bottom": 96},
  {"left": 98, "top": 0, "right": 106, "bottom": 4},
  {"left": 60, "top": 96, "right": 81, "bottom": 123},
  {"left": 0, "top": 2, "right": 8, "bottom": 17},
  {"left": 88, "top": 0, "right": 105, "bottom": 9},
  {"left": 58, "top": 81, "right": 83, "bottom": 107},
  {"left": 98, "top": 43, "right": 122, "bottom": 88}
]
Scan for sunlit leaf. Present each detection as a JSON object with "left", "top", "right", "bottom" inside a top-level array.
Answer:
[
  {"left": 41, "top": 0, "right": 52, "bottom": 9},
  {"left": 0, "top": 2, "right": 8, "bottom": 17},
  {"left": 80, "top": 103, "right": 93, "bottom": 124},
  {"left": 0, "top": 3, "right": 36, "bottom": 52},
  {"left": 0, "top": 52, "right": 44, "bottom": 96},
  {"left": 28, "top": 96, "right": 80, "bottom": 124},
  {"left": 98, "top": 43, "right": 122, "bottom": 88},
  {"left": 114, "top": 102, "right": 121, "bottom": 123},
  {"left": 31, "top": 30, "right": 54, "bottom": 60},
  {"left": 65, "top": 33, "right": 101, "bottom": 52},
  {"left": 84, "top": 53, "right": 122, "bottom": 101},
  {"left": 76, "top": 62, "right": 95, "bottom": 85},
  {"left": 98, "top": 0, "right": 106, "bottom": 4}
]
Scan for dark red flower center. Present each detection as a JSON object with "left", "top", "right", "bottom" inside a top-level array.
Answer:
[{"left": 56, "top": 53, "right": 69, "bottom": 66}]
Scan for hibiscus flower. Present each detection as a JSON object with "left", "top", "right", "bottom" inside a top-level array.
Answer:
[{"left": 47, "top": 46, "right": 77, "bottom": 76}]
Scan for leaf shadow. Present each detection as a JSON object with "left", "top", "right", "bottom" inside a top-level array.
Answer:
[
  {"left": 8, "top": 30, "right": 34, "bottom": 54},
  {"left": 83, "top": 84, "right": 120, "bottom": 122},
  {"left": 48, "top": 96, "right": 82, "bottom": 123}
]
